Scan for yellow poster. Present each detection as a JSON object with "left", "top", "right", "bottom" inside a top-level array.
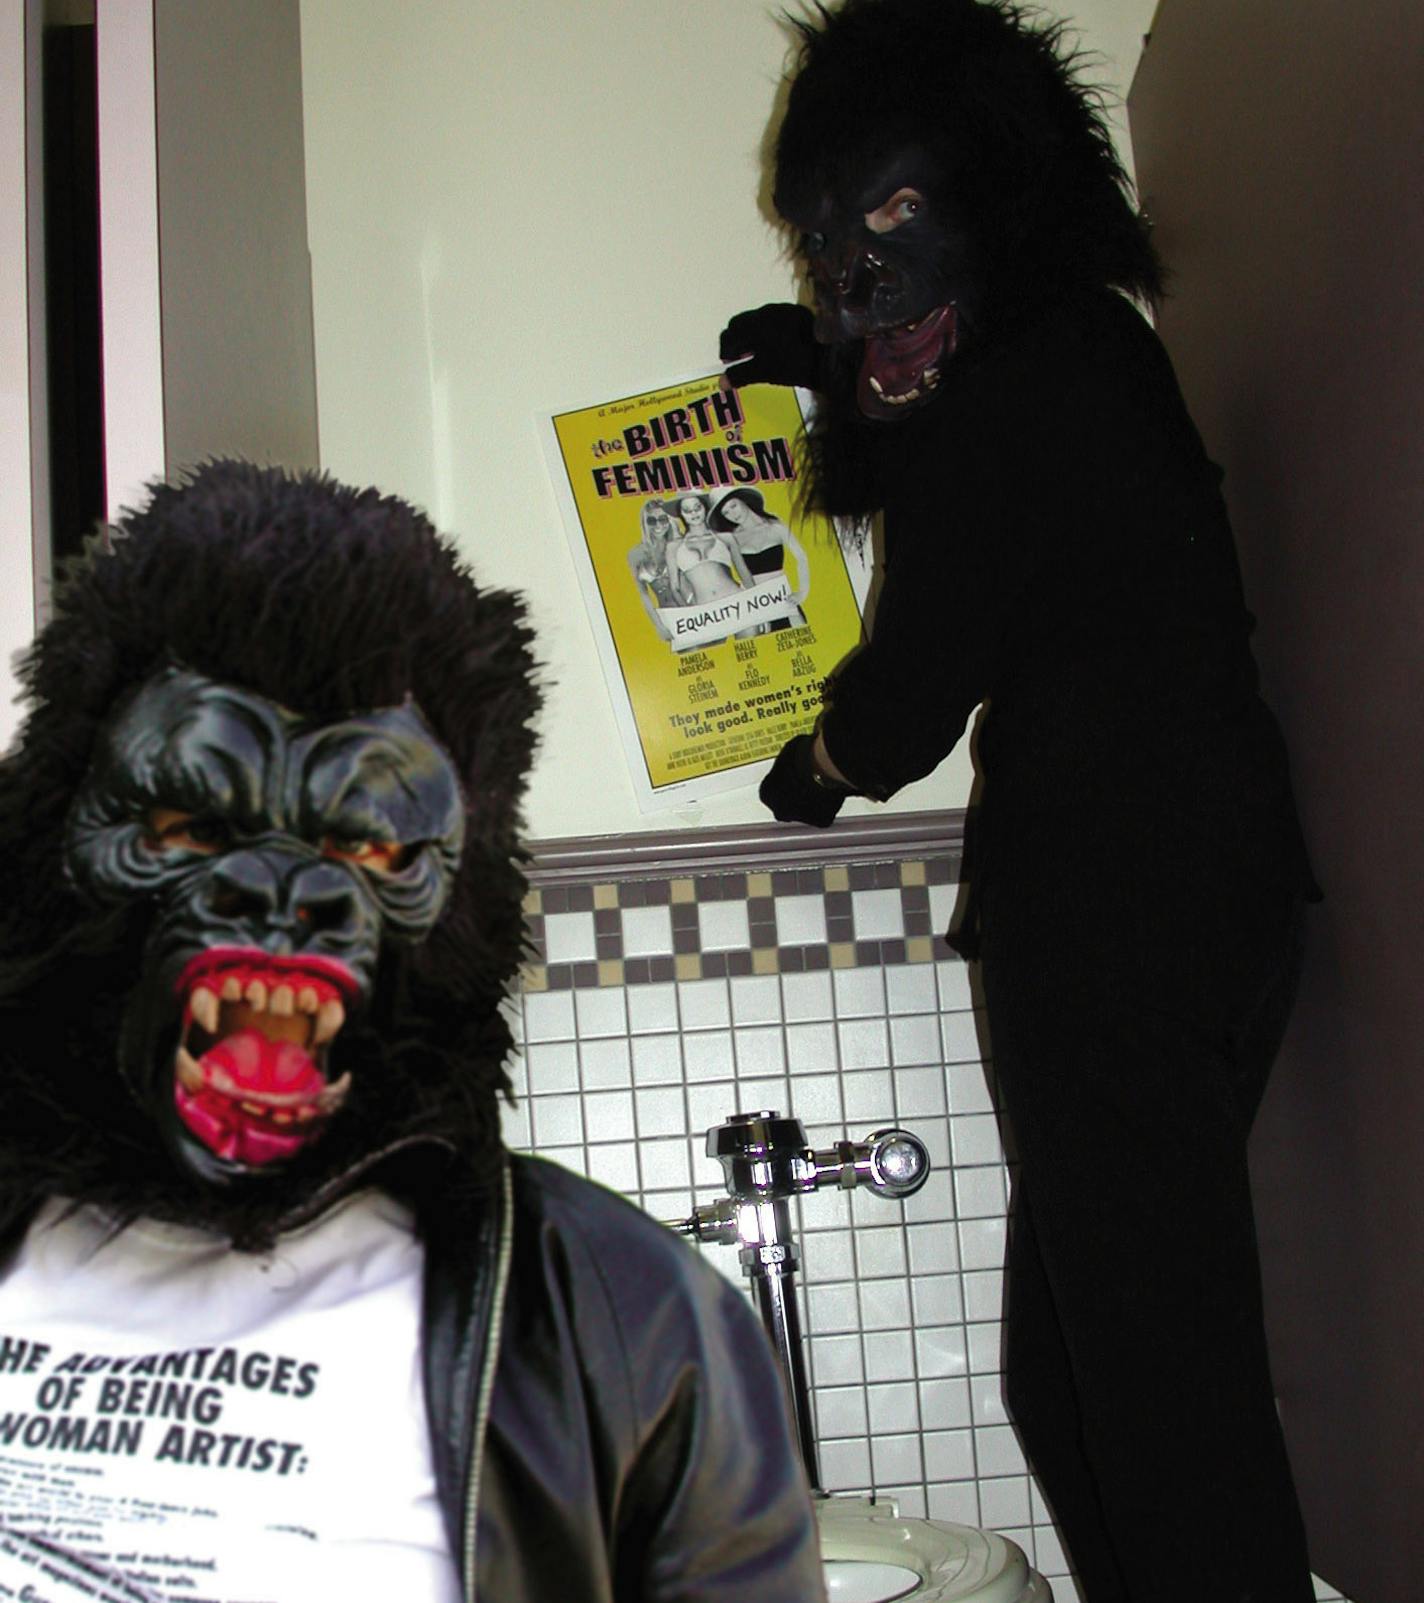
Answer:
[{"left": 544, "top": 373, "right": 865, "bottom": 811}]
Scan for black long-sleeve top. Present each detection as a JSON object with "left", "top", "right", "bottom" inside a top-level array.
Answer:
[{"left": 820, "top": 290, "right": 1317, "bottom": 899}]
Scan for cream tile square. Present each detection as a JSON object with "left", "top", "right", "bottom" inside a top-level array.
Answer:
[
  {"left": 852, "top": 887, "right": 905, "bottom": 940},
  {"left": 639, "top": 1137, "right": 691, "bottom": 1191},
  {"left": 801, "top": 1230, "right": 855, "bottom": 1284},
  {"left": 774, "top": 893, "right": 828, "bottom": 947},
  {"left": 685, "top": 1081, "right": 735, "bottom": 1137},
  {"left": 819, "top": 1438, "right": 871, "bottom": 1491},
  {"left": 841, "top": 1068, "right": 894, "bottom": 1122},
  {"left": 543, "top": 910, "right": 597, "bottom": 964},
  {"left": 631, "top": 1032, "right": 683, "bottom": 1085},
  {"left": 814, "top": 1385, "right": 868, "bottom": 1440},
  {"left": 867, "top": 1382, "right": 921, "bottom": 1434},
  {"left": 733, "top": 1024, "right": 786, "bottom": 1078},
  {"left": 635, "top": 1086, "right": 687, "bottom": 1137},
  {"left": 806, "top": 1282, "right": 860, "bottom": 1334},
  {"left": 697, "top": 899, "right": 750, "bottom": 953},
  {"left": 787, "top": 1072, "right": 842, "bottom": 1125},
  {"left": 574, "top": 985, "right": 628, "bottom": 1039},
  {"left": 907, "top": 1222, "right": 960, "bottom": 1276},
  {"left": 863, "top": 1330, "right": 915, "bottom": 1382},
  {"left": 523, "top": 990, "right": 576, "bottom": 1043},
  {"left": 627, "top": 982, "right": 679, "bottom": 1034},
  {"left": 578, "top": 1036, "right": 632, "bottom": 1090},
  {"left": 786, "top": 1020, "right": 837, "bottom": 1075},
  {"left": 915, "top": 1326, "right": 970, "bottom": 1380},
  {"left": 951, "top": 1111, "right": 1006, "bottom": 1167},
  {"left": 923, "top": 1428, "right": 976, "bottom": 1482},
  {"left": 858, "top": 1279, "right": 910, "bottom": 1331},
  {"left": 810, "top": 1334, "right": 864, "bottom": 1387},
  {"left": 833, "top": 965, "right": 886, "bottom": 1018},
  {"left": 678, "top": 978, "right": 730, "bottom": 1030},
  {"left": 854, "top": 1226, "right": 908, "bottom": 1279},
  {"left": 586, "top": 1142, "right": 639, "bottom": 1195},
  {"left": 781, "top": 970, "right": 834, "bottom": 1022},
  {"left": 592, "top": 883, "right": 619, "bottom": 910},
  {"left": 682, "top": 1029, "right": 734, "bottom": 1081},
  {"left": 731, "top": 973, "right": 782, "bottom": 1024},
  {"left": 621, "top": 904, "right": 674, "bottom": 959},
  {"left": 871, "top": 1433, "right": 923, "bottom": 1486},
  {"left": 889, "top": 1013, "right": 942, "bottom": 1066},
  {"left": 918, "top": 1377, "right": 972, "bottom": 1430},
  {"left": 974, "top": 1424, "right": 1027, "bottom": 1477},
  {"left": 911, "top": 1274, "right": 965, "bottom": 1327},
  {"left": 894, "top": 1063, "right": 948, "bottom": 1115}
]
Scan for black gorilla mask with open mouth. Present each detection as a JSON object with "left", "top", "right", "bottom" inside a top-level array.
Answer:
[{"left": 64, "top": 666, "right": 465, "bottom": 1190}]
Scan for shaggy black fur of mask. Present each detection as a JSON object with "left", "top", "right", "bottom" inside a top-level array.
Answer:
[
  {"left": 774, "top": 0, "right": 1163, "bottom": 518},
  {"left": 0, "top": 461, "right": 539, "bottom": 1250}
]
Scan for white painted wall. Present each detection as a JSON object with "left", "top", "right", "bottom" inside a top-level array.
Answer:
[{"left": 301, "top": 1, "right": 1155, "bottom": 840}]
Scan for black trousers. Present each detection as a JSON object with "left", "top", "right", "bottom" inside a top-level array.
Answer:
[{"left": 976, "top": 825, "right": 1315, "bottom": 1603}]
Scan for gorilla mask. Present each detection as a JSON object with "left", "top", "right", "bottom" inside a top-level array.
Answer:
[{"left": 66, "top": 667, "right": 466, "bottom": 1185}]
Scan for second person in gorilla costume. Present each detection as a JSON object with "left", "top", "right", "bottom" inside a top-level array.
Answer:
[{"left": 722, "top": 2, "right": 1320, "bottom": 1600}]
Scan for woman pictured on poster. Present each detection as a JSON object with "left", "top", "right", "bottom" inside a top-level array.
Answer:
[
  {"left": 708, "top": 487, "right": 810, "bottom": 631},
  {"left": 627, "top": 499, "right": 679, "bottom": 642},
  {"left": 665, "top": 495, "right": 758, "bottom": 608}
]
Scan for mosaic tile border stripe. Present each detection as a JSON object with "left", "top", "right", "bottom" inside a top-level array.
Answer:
[{"left": 521, "top": 852, "right": 965, "bottom": 992}]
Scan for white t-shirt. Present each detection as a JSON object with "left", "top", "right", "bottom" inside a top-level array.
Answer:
[{"left": 0, "top": 1190, "right": 460, "bottom": 1603}]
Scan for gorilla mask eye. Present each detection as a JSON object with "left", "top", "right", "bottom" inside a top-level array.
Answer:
[
  {"left": 145, "top": 808, "right": 232, "bottom": 855},
  {"left": 801, "top": 229, "right": 827, "bottom": 257},
  {"left": 320, "top": 836, "right": 415, "bottom": 875},
  {"left": 865, "top": 188, "right": 924, "bottom": 235}
]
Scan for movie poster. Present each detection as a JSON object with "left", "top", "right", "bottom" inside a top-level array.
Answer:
[{"left": 544, "top": 374, "right": 865, "bottom": 811}]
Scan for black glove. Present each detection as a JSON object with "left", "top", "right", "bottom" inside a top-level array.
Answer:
[
  {"left": 760, "top": 734, "right": 847, "bottom": 828},
  {"left": 719, "top": 303, "right": 821, "bottom": 391}
]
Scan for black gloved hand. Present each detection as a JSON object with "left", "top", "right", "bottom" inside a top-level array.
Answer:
[
  {"left": 760, "top": 734, "right": 847, "bottom": 828},
  {"left": 719, "top": 303, "right": 821, "bottom": 391}
]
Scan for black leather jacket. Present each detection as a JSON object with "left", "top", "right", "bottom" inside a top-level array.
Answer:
[{"left": 2, "top": 1154, "right": 826, "bottom": 1603}]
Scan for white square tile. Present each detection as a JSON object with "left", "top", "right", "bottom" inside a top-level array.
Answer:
[
  {"left": 966, "top": 1324, "right": 1002, "bottom": 1374},
  {"left": 923, "top": 1428, "right": 976, "bottom": 1482},
  {"left": 678, "top": 978, "right": 730, "bottom": 1031},
  {"left": 810, "top": 1334, "right": 864, "bottom": 1387},
  {"left": 955, "top": 1166, "right": 1007, "bottom": 1220},
  {"left": 832, "top": 965, "right": 886, "bottom": 1018},
  {"left": 918, "top": 1376, "right": 972, "bottom": 1430},
  {"left": 781, "top": 970, "right": 834, "bottom": 1022},
  {"left": 582, "top": 1089, "right": 635, "bottom": 1144},
  {"left": 814, "top": 1385, "right": 868, "bottom": 1440},
  {"left": 912, "top": 1273, "right": 965, "bottom": 1326},
  {"left": 733, "top": 1025, "right": 786, "bottom": 1078},
  {"left": 886, "top": 964, "right": 938, "bottom": 1015},
  {"left": 907, "top": 1223, "right": 960, "bottom": 1276},
  {"left": 863, "top": 1330, "right": 915, "bottom": 1382},
  {"left": 578, "top": 1036, "right": 632, "bottom": 1091},
  {"left": 786, "top": 1020, "right": 838, "bottom": 1075},
  {"left": 585, "top": 1142, "right": 639, "bottom": 1195},
  {"left": 889, "top": 1013, "right": 943, "bottom": 1067},
  {"left": 619, "top": 904, "right": 673, "bottom": 959},
  {"left": 838, "top": 1018, "right": 889, "bottom": 1071},
  {"left": 697, "top": 900, "right": 750, "bottom": 953},
  {"left": 962, "top": 1269, "right": 1005, "bottom": 1323},
  {"left": 774, "top": 893, "right": 828, "bottom": 947},
  {"left": 867, "top": 1382, "right": 921, "bottom": 1434},
  {"left": 936, "top": 958, "right": 974, "bottom": 1012},
  {"left": 787, "top": 1072, "right": 842, "bottom": 1125},
  {"left": 500, "top": 1097, "right": 531, "bottom": 1150},
  {"left": 523, "top": 989, "right": 576, "bottom": 1043},
  {"left": 635, "top": 1086, "right": 687, "bottom": 1137},
  {"left": 894, "top": 1062, "right": 948, "bottom": 1114},
  {"left": 958, "top": 1217, "right": 1007, "bottom": 1271},
  {"left": 574, "top": 986, "right": 628, "bottom": 1039},
  {"left": 682, "top": 1029, "right": 734, "bottom": 1081},
  {"left": 841, "top": 1068, "right": 894, "bottom": 1123},
  {"left": 631, "top": 1032, "right": 683, "bottom": 1085},
  {"left": 801, "top": 1230, "right": 855, "bottom": 1284},
  {"left": 882, "top": 1486, "right": 928, "bottom": 1520},
  {"left": 685, "top": 1082, "right": 735, "bottom": 1140},
  {"left": 974, "top": 1425, "right": 1027, "bottom": 1477},
  {"left": 639, "top": 1137, "right": 691, "bottom": 1191},
  {"left": 972, "top": 1375, "right": 1011, "bottom": 1427},
  {"left": 901, "top": 1171, "right": 956, "bottom": 1224},
  {"left": 551, "top": 1148, "right": 589, "bottom": 1178},
  {"left": 799, "top": 1186, "right": 853, "bottom": 1233},
  {"left": 927, "top": 884, "right": 956, "bottom": 937},
  {"left": 854, "top": 1226, "right": 908, "bottom": 1279},
  {"left": 806, "top": 1282, "right": 860, "bottom": 1334},
  {"left": 915, "top": 1326, "right": 969, "bottom": 1380},
  {"left": 951, "top": 1112, "right": 1006, "bottom": 1167},
  {"left": 736, "top": 1078, "right": 790, "bottom": 1121},
  {"left": 626, "top": 982, "right": 679, "bottom": 1035},
  {"left": 859, "top": 1279, "right": 910, "bottom": 1331},
  {"left": 524, "top": 1040, "right": 580, "bottom": 1095},
  {"left": 531, "top": 1093, "right": 584, "bottom": 1147},
  {"left": 941, "top": 1009, "right": 986, "bottom": 1064},
  {"left": 871, "top": 1433, "right": 923, "bottom": 1486},
  {"left": 731, "top": 973, "right": 782, "bottom": 1024},
  {"left": 1033, "top": 1527, "right": 1071, "bottom": 1581},
  {"left": 946, "top": 1061, "right": 995, "bottom": 1114},
  {"left": 819, "top": 1438, "right": 871, "bottom": 1491},
  {"left": 928, "top": 1481, "right": 981, "bottom": 1526},
  {"left": 543, "top": 910, "right": 597, "bottom": 964},
  {"left": 978, "top": 1476, "right": 1032, "bottom": 1531},
  {"left": 851, "top": 887, "right": 904, "bottom": 940}
]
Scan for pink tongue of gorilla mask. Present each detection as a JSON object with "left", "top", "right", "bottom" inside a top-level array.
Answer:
[{"left": 176, "top": 1027, "right": 330, "bottom": 1167}]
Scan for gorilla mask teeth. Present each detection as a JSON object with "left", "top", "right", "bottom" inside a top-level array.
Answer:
[{"left": 171, "top": 951, "right": 355, "bottom": 1168}]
